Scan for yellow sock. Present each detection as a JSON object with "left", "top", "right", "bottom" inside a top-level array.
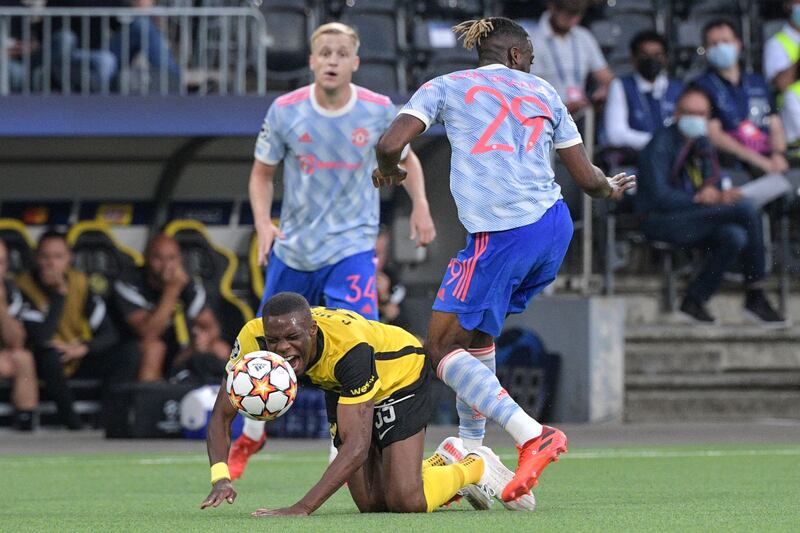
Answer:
[
  {"left": 457, "top": 454, "right": 484, "bottom": 485},
  {"left": 421, "top": 457, "right": 485, "bottom": 512},
  {"left": 422, "top": 452, "right": 447, "bottom": 471}
]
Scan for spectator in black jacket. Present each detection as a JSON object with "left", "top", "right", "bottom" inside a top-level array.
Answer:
[{"left": 16, "top": 230, "right": 139, "bottom": 429}]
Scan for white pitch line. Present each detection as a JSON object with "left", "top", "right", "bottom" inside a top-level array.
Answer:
[{"left": 2, "top": 448, "right": 799, "bottom": 468}]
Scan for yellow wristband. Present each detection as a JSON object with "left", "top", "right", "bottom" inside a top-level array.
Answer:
[{"left": 210, "top": 462, "right": 231, "bottom": 485}]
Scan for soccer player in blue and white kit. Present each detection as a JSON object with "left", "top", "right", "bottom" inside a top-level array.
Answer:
[
  {"left": 374, "top": 18, "right": 635, "bottom": 503},
  {"left": 228, "top": 22, "right": 437, "bottom": 479}
]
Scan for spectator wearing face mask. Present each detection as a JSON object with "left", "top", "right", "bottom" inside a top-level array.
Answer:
[
  {"left": 635, "top": 88, "right": 786, "bottom": 327},
  {"left": 764, "top": 0, "right": 800, "bottom": 158},
  {"left": 604, "top": 31, "right": 684, "bottom": 153},
  {"left": 694, "top": 20, "right": 788, "bottom": 176}
]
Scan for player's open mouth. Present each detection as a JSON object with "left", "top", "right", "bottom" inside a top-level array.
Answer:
[{"left": 285, "top": 355, "right": 300, "bottom": 372}]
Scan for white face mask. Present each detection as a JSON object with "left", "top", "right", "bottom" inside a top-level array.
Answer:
[{"left": 677, "top": 115, "right": 708, "bottom": 139}]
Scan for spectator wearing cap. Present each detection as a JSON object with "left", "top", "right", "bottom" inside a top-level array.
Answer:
[
  {"left": 694, "top": 20, "right": 788, "bottom": 176},
  {"left": 604, "top": 31, "right": 684, "bottom": 154},
  {"left": 530, "top": 0, "right": 614, "bottom": 115}
]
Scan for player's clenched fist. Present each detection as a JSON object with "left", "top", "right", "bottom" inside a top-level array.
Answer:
[
  {"left": 200, "top": 480, "right": 237, "bottom": 509},
  {"left": 371, "top": 166, "right": 407, "bottom": 188}
]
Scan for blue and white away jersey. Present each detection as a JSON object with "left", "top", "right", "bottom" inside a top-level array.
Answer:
[
  {"left": 254, "top": 83, "right": 396, "bottom": 271},
  {"left": 400, "top": 64, "right": 582, "bottom": 233}
]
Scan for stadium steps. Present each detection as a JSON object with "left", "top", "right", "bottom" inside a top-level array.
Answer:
[{"left": 623, "top": 323, "right": 800, "bottom": 422}]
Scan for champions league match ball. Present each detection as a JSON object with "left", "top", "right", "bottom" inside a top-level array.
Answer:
[{"left": 226, "top": 351, "right": 298, "bottom": 421}]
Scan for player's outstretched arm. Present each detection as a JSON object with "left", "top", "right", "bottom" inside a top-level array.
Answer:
[
  {"left": 557, "top": 143, "right": 637, "bottom": 201},
  {"left": 374, "top": 114, "right": 426, "bottom": 187},
  {"left": 200, "top": 381, "right": 239, "bottom": 510},
  {"left": 248, "top": 160, "right": 285, "bottom": 266},
  {"left": 398, "top": 149, "right": 437, "bottom": 247},
  {"left": 252, "top": 400, "right": 373, "bottom": 517}
]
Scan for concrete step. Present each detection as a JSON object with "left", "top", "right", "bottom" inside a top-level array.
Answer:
[
  {"left": 625, "top": 325, "right": 800, "bottom": 373},
  {"left": 623, "top": 292, "right": 800, "bottom": 326},
  {"left": 626, "top": 371, "right": 800, "bottom": 389},
  {"left": 625, "top": 389, "right": 800, "bottom": 422}
]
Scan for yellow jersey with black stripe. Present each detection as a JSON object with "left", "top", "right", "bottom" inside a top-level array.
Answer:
[{"left": 226, "top": 307, "right": 426, "bottom": 405}]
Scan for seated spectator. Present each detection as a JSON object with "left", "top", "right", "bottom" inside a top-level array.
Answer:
[
  {"left": 49, "top": 0, "right": 181, "bottom": 92},
  {"left": 16, "top": 230, "right": 139, "bottom": 429},
  {"left": 763, "top": 0, "right": 800, "bottom": 158},
  {"left": 694, "top": 20, "right": 788, "bottom": 176},
  {"left": 636, "top": 88, "right": 786, "bottom": 327},
  {"left": 170, "top": 307, "right": 230, "bottom": 385},
  {"left": 604, "top": 31, "right": 684, "bottom": 155},
  {"left": 530, "top": 0, "right": 614, "bottom": 115},
  {"left": 0, "top": 239, "right": 38, "bottom": 430},
  {"left": 113, "top": 234, "right": 217, "bottom": 381}
]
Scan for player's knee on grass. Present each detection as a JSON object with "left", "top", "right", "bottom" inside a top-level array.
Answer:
[{"left": 384, "top": 487, "right": 427, "bottom": 513}]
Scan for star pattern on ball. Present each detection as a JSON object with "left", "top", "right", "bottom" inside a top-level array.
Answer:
[{"left": 251, "top": 376, "right": 277, "bottom": 402}]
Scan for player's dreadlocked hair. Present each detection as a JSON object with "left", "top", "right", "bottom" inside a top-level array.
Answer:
[{"left": 452, "top": 17, "right": 529, "bottom": 55}]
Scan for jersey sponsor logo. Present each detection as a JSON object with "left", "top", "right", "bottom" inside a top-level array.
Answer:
[
  {"left": 299, "top": 132, "right": 312, "bottom": 143},
  {"left": 351, "top": 128, "right": 370, "bottom": 147},
  {"left": 297, "top": 154, "right": 362, "bottom": 175},
  {"left": 349, "top": 374, "right": 376, "bottom": 396}
]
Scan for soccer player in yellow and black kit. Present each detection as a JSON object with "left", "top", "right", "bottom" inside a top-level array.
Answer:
[{"left": 200, "top": 292, "right": 512, "bottom": 516}]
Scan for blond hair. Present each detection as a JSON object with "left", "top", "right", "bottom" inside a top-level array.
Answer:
[
  {"left": 310, "top": 22, "right": 360, "bottom": 53},
  {"left": 452, "top": 19, "right": 494, "bottom": 50}
]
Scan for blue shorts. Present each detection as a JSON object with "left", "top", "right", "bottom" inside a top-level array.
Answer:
[
  {"left": 432, "top": 200, "right": 573, "bottom": 336},
  {"left": 259, "top": 249, "right": 378, "bottom": 320}
]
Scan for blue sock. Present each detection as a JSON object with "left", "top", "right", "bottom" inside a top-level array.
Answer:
[
  {"left": 457, "top": 346, "right": 496, "bottom": 449},
  {"left": 439, "top": 349, "right": 541, "bottom": 446}
]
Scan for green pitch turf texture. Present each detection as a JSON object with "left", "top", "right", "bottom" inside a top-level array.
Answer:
[{"left": 3, "top": 443, "right": 798, "bottom": 532}]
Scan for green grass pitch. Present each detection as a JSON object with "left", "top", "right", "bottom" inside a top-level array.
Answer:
[{"left": 2, "top": 443, "right": 798, "bottom": 532}]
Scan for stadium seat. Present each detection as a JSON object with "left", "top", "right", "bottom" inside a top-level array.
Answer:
[
  {"left": 353, "top": 60, "right": 403, "bottom": 94},
  {"left": 163, "top": 220, "right": 254, "bottom": 342},
  {"left": 66, "top": 221, "right": 143, "bottom": 300},
  {"left": 259, "top": 0, "right": 317, "bottom": 84},
  {"left": 413, "top": 18, "right": 475, "bottom": 84},
  {"left": 412, "top": 0, "right": 485, "bottom": 18},
  {"left": 0, "top": 218, "right": 34, "bottom": 275},
  {"left": 590, "top": 14, "right": 655, "bottom": 63}
]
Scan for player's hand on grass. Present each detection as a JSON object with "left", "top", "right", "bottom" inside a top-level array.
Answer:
[
  {"left": 256, "top": 223, "right": 285, "bottom": 266},
  {"left": 251, "top": 504, "right": 310, "bottom": 517},
  {"left": 200, "top": 480, "right": 237, "bottom": 509},
  {"left": 372, "top": 166, "right": 407, "bottom": 188},
  {"left": 606, "top": 172, "right": 637, "bottom": 201},
  {"left": 409, "top": 204, "right": 436, "bottom": 247}
]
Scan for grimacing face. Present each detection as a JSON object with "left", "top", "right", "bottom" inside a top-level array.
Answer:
[
  {"left": 309, "top": 32, "right": 360, "bottom": 91},
  {"left": 263, "top": 312, "right": 318, "bottom": 377}
]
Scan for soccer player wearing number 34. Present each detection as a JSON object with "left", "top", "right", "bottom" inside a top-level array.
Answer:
[{"left": 374, "top": 17, "right": 636, "bottom": 502}]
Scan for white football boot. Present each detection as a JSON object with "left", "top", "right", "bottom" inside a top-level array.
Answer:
[
  {"left": 434, "top": 436, "right": 493, "bottom": 510},
  {"left": 467, "top": 446, "right": 537, "bottom": 512}
]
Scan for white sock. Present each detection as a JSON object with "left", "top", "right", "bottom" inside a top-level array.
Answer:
[
  {"left": 504, "top": 410, "right": 543, "bottom": 446},
  {"left": 242, "top": 417, "right": 266, "bottom": 441}
]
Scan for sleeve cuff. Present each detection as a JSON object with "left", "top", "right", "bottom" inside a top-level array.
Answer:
[
  {"left": 254, "top": 151, "right": 280, "bottom": 165},
  {"left": 399, "top": 109, "right": 432, "bottom": 132},
  {"left": 554, "top": 137, "right": 583, "bottom": 149}
]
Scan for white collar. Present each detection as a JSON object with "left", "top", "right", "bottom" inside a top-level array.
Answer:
[
  {"left": 477, "top": 64, "right": 508, "bottom": 70},
  {"left": 634, "top": 72, "right": 669, "bottom": 98},
  {"left": 781, "top": 23, "right": 800, "bottom": 42},
  {"left": 309, "top": 83, "right": 357, "bottom": 117}
]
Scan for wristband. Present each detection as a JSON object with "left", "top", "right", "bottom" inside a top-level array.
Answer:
[{"left": 210, "top": 462, "right": 231, "bottom": 485}]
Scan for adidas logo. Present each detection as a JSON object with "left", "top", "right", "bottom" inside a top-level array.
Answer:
[
  {"left": 299, "top": 132, "right": 312, "bottom": 143},
  {"left": 443, "top": 441, "right": 464, "bottom": 461}
]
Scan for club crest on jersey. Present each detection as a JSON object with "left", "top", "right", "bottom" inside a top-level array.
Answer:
[
  {"left": 299, "top": 154, "right": 316, "bottom": 175},
  {"left": 351, "top": 128, "right": 369, "bottom": 147}
]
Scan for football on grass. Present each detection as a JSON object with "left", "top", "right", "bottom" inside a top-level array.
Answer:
[{"left": 227, "top": 351, "right": 298, "bottom": 421}]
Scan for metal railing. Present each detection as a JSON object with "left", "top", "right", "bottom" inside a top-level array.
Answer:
[{"left": 0, "top": 6, "right": 268, "bottom": 96}]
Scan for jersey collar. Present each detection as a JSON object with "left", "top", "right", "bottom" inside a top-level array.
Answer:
[
  {"left": 309, "top": 83, "right": 358, "bottom": 117},
  {"left": 477, "top": 63, "right": 508, "bottom": 70}
]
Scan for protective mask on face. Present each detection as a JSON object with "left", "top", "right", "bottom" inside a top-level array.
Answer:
[
  {"left": 706, "top": 43, "right": 739, "bottom": 70},
  {"left": 636, "top": 57, "right": 663, "bottom": 81},
  {"left": 677, "top": 115, "right": 708, "bottom": 139},
  {"left": 792, "top": 5, "right": 800, "bottom": 27}
]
